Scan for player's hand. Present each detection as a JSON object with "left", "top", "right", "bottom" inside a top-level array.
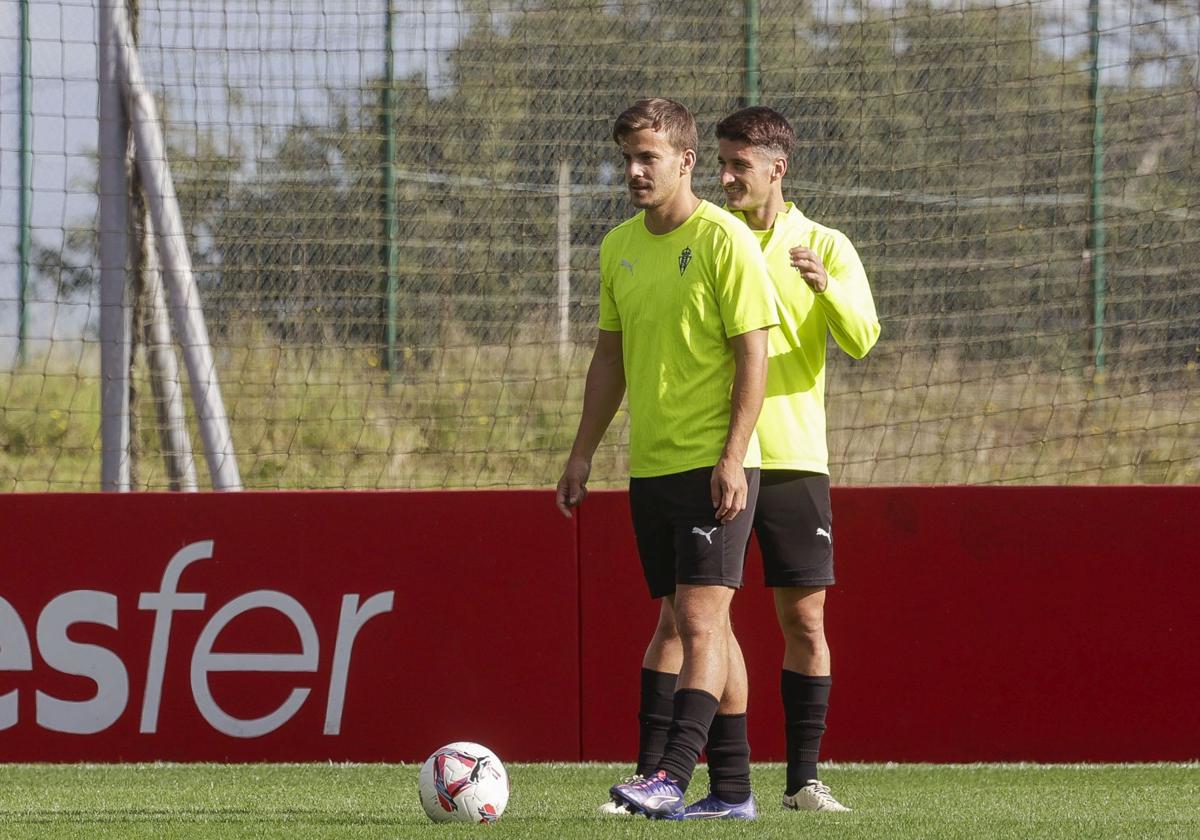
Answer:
[
  {"left": 711, "top": 457, "right": 748, "bottom": 524},
  {"left": 789, "top": 245, "right": 828, "bottom": 293},
  {"left": 555, "top": 455, "right": 591, "bottom": 518}
]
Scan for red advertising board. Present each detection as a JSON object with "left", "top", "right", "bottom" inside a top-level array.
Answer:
[
  {"left": 2, "top": 487, "right": 1198, "bottom": 763},
  {"left": 580, "top": 486, "right": 1200, "bottom": 762},
  {"left": 823, "top": 486, "right": 1200, "bottom": 762},
  {"left": 1, "top": 491, "right": 579, "bottom": 762}
]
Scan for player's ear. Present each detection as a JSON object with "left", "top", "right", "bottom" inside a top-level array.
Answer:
[
  {"left": 773, "top": 156, "right": 788, "bottom": 182},
  {"left": 680, "top": 148, "right": 696, "bottom": 175}
]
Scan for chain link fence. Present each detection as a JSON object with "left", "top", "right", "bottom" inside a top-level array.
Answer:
[{"left": 1, "top": 0, "right": 1198, "bottom": 489}]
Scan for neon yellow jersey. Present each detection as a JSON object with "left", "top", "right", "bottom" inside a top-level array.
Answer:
[
  {"left": 599, "top": 200, "right": 778, "bottom": 478},
  {"left": 732, "top": 203, "right": 881, "bottom": 473}
]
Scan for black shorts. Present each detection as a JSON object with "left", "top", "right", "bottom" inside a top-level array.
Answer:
[
  {"left": 628, "top": 467, "right": 761, "bottom": 599},
  {"left": 753, "top": 471, "right": 835, "bottom": 588}
]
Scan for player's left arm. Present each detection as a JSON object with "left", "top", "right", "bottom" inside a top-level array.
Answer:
[
  {"left": 790, "top": 235, "right": 881, "bottom": 359},
  {"left": 712, "top": 225, "right": 777, "bottom": 522},
  {"left": 712, "top": 327, "right": 769, "bottom": 524}
]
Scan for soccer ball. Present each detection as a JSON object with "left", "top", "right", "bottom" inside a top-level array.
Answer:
[{"left": 417, "top": 741, "right": 509, "bottom": 824}]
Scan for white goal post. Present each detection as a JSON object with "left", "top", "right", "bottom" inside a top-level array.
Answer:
[{"left": 98, "top": 0, "right": 240, "bottom": 491}]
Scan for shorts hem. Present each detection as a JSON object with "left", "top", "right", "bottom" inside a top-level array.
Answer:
[
  {"left": 764, "top": 577, "right": 835, "bottom": 589},
  {"left": 648, "top": 576, "right": 743, "bottom": 598}
]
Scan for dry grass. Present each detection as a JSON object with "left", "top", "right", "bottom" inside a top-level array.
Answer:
[
  {"left": 1, "top": 333, "right": 1196, "bottom": 491},
  {"left": 830, "top": 347, "right": 1200, "bottom": 485}
]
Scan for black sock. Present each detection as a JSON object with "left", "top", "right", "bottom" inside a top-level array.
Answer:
[
  {"left": 635, "top": 668, "right": 677, "bottom": 776},
  {"left": 782, "top": 670, "right": 831, "bottom": 796},
  {"left": 706, "top": 713, "right": 751, "bottom": 804},
  {"left": 657, "top": 688, "right": 720, "bottom": 791}
]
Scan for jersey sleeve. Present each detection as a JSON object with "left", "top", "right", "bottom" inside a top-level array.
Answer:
[
  {"left": 597, "top": 232, "right": 623, "bottom": 332},
  {"left": 713, "top": 223, "right": 779, "bottom": 338},
  {"left": 815, "top": 231, "right": 880, "bottom": 359}
]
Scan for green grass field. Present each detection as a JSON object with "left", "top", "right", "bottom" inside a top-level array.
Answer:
[{"left": 0, "top": 763, "right": 1196, "bottom": 839}]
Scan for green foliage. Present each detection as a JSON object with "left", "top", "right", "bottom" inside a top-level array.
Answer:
[{"left": 114, "top": 2, "right": 1200, "bottom": 375}]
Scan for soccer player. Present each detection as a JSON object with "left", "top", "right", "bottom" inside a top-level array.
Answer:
[
  {"left": 555, "top": 98, "right": 777, "bottom": 820},
  {"left": 603, "top": 106, "right": 881, "bottom": 818}
]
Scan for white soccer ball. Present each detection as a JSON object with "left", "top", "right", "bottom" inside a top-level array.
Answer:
[{"left": 417, "top": 741, "right": 510, "bottom": 824}]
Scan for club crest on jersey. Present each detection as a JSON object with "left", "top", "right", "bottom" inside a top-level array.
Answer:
[{"left": 678, "top": 246, "right": 693, "bottom": 275}]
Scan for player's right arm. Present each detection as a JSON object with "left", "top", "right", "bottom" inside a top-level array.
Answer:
[
  {"left": 556, "top": 329, "right": 625, "bottom": 518},
  {"left": 558, "top": 229, "right": 627, "bottom": 518}
]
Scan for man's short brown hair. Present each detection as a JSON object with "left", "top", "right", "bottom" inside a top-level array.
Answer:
[
  {"left": 716, "top": 106, "right": 796, "bottom": 159},
  {"left": 612, "top": 98, "right": 698, "bottom": 154}
]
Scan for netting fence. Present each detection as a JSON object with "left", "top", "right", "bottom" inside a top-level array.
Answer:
[{"left": 1, "top": 0, "right": 1198, "bottom": 490}]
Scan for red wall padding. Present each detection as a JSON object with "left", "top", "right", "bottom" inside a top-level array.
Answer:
[
  {"left": 580, "top": 486, "right": 1200, "bottom": 762},
  {"left": 1, "top": 491, "right": 578, "bottom": 761},
  {"left": 2, "top": 487, "right": 1198, "bottom": 762}
]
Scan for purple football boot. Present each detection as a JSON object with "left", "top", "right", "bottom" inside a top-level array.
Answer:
[
  {"left": 609, "top": 770, "right": 686, "bottom": 819},
  {"left": 680, "top": 792, "right": 758, "bottom": 820}
]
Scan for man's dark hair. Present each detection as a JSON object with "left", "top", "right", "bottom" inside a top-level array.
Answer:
[
  {"left": 613, "top": 98, "right": 698, "bottom": 153},
  {"left": 715, "top": 106, "right": 796, "bottom": 159}
]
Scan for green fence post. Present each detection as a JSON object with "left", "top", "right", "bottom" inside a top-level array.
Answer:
[
  {"left": 1088, "top": 0, "right": 1107, "bottom": 374},
  {"left": 18, "top": 0, "right": 32, "bottom": 366},
  {"left": 382, "top": 0, "right": 399, "bottom": 374},
  {"left": 744, "top": 0, "right": 760, "bottom": 107}
]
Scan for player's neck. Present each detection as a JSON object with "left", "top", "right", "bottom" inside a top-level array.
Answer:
[
  {"left": 741, "top": 190, "right": 786, "bottom": 231},
  {"left": 644, "top": 189, "right": 701, "bottom": 235}
]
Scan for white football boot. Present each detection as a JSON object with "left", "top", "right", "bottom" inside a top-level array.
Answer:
[{"left": 782, "top": 779, "right": 852, "bottom": 813}]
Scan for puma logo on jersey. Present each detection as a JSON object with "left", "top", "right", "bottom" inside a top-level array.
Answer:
[
  {"left": 816, "top": 527, "right": 832, "bottom": 543},
  {"left": 691, "top": 526, "right": 718, "bottom": 544},
  {"left": 678, "top": 246, "right": 693, "bottom": 275},
  {"left": 620, "top": 258, "right": 636, "bottom": 274}
]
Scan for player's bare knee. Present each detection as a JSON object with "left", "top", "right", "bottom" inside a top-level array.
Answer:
[
  {"left": 672, "top": 586, "right": 732, "bottom": 651},
  {"left": 674, "top": 609, "right": 728, "bottom": 651},
  {"left": 778, "top": 609, "right": 825, "bottom": 649}
]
